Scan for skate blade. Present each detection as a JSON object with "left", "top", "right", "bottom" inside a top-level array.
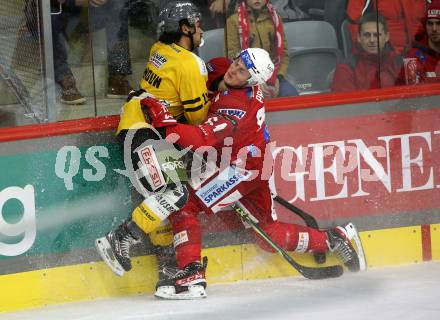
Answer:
[
  {"left": 344, "top": 223, "right": 367, "bottom": 272},
  {"left": 154, "top": 285, "right": 207, "bottom": 300},
  {"left": 95, "top": 237, "right": 126, "bottom": 277}
]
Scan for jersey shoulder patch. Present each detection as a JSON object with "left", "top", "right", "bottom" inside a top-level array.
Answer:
[
  {"left": 149, "top": 52, "right": 168, "bottom": 69},
  {"left": 217, "top": 108, "right": 247, "bottom": 119}
]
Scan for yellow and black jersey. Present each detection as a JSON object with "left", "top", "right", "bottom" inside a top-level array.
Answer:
[
  {"left": 140, "top": 42, "right": 210, "bottom": 123},
  {"left": 116, "top": 97, "right": 151, "bottom": 135},
  {"left": 119, "top": 42, "right": 210, "bottom": 132}
]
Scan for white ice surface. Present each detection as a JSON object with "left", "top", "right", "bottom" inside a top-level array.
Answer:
[{"left": 1, "top": 262, "right": 439, "bottom": 320}]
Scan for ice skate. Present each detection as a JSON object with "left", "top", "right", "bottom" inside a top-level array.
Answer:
[
  {"left": 327, "top": 223, "right": 367, "bottom": 272},
  {"left": 155, "top": 257, "right": 208, "bottom": 300},
  {"left": 154, "top": 244, "right": 179, "bottom": 281},
  {"left": 95, "top": 221, "right": 140, "bottom": 276}
]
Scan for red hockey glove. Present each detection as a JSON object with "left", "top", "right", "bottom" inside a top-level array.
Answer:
[{"left": 140, "top": 97, "right": 177, "bottom": 128}]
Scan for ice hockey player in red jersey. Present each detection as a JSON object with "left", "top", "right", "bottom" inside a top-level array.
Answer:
[{"left": 140, "top": 48, "right": 367, "bottom": 300}]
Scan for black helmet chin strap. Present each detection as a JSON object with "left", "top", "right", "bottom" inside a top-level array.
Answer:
[{"left": 182, "top": 29, "right": 196, "bottom": 52}]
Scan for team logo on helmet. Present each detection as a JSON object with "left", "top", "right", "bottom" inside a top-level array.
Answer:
[
  {"left": 238, "top": 48, "right": 274, "bottom": 86},
  {"left": 240, "top": 50, "right": 255, "bottom": 70}
]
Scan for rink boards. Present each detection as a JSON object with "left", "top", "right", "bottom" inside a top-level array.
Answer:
[
  {"left": 1, "top": 88, "right": 440, "bottom": 312},
  {"left": 0, "top": 225, "right": 439, "bottom": 312}
]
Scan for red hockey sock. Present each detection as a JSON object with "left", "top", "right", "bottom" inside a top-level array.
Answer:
[
  {"left": 304, "top": 226, "right": 328, "bottom": 253},
  {"left": 257, "top": 222, "right": 328, "bottom": 253},
  {"left": 169, "top": 210, "right": 202, "bottom": 269}
]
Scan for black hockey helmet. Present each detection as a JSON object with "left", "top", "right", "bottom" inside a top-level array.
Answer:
[{"left": 157, "top": 1, "right": 201, "bottom": 35}]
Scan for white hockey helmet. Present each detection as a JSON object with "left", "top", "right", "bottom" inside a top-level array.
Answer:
[{"left": 238, "top": 48, "right": 275, "bottom": 86}]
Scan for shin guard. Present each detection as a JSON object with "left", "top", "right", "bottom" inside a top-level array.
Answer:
[{"left": 132, "top": 186, "right": 188, "bottom": 234}]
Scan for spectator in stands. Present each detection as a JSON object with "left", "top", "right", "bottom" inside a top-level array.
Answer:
[
  {"left": 209, "top": 0, "right": 230, "bottom": 15},
  {"left": 331, "top": 13, "right": 404, "bottom": 92},
  {"left": 221, "top": 0, "right": 308, "bottom": 20},
  {"left": 404, "top": 0, "right": 440, "bottom": 84},
  {"left": 346, "top": 0, "right": 426, "bottom": 54},
  {"left": 225, "top": 0, "right": 298, "bottom": 98},
  {"left": 51, "top": 0, "right": 132, "bottom": 104},
  {"left": 205, "top": 0, "right": 231, "bottom": 28},
  {"left": 186, "top": 0, "right": 232, "bottom": 30}
]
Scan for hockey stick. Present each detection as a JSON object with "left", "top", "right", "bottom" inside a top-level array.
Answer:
[
  {"left": 274, "top": 196, "right": 319, "bottom": 229},
  {"left": 231, "top": 201, "right": 344, "bottom": 280},
  {"left": 274, "top": 195, "right": 326, "bottom": 264}
]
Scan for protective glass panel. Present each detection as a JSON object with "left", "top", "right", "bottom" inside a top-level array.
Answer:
[
  {"left": 2, "top": 0, "right": 440, "bottom": 126},
  {"left": 0, "top": 0, "right": 46, "bottom": 128},
  {"left": 52, "top": 2, "right": 96, "bottom": 120},
  {"left": 222, "top": 0, "right": 343, "bottom": 98},
  {"left": 91, "top": 1, "right": 137, "bottom": 116},
  {"left": 381, "top": 0, "right": 440, "bottom": 87}
]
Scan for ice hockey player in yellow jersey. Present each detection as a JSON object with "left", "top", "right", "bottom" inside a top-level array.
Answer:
[
  {"left": 118, "top": 0, "right": 210, "bottom": 135},
  {"left": 97, "top": 1, "right": 211, "bottom": 293}
]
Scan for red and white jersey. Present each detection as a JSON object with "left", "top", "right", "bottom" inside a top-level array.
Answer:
[
  {"left": 166, "top": 85, "right": 271, "bottom": 174},
  {"left": 405, "top": 36, "right": 440, "bottom": 84}
]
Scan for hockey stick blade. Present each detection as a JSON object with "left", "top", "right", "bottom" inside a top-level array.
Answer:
[
  {"left": 274, "top": 196, "right": 326, "bottom": 265},
  {"left": 231, "top": 202, "right": 343, "bottom": 280}
]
